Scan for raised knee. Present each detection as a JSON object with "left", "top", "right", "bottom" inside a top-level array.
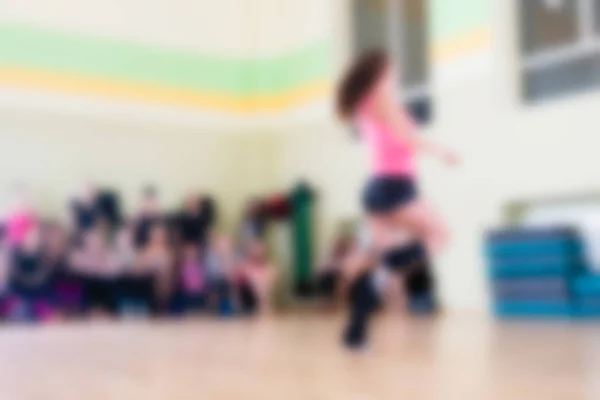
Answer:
[{"left": 382, "top": 242, "right": 427, "bottom": 273}]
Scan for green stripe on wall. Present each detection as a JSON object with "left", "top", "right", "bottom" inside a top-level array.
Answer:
[
  {"left": 0, "top": 22, "right": 331, "bottom": 96},
  {"left": 430, "top": 0, "right": 491, "bottom": 41}
]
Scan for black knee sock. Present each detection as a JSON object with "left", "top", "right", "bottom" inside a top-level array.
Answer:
[
  {"left": 344, "top": 307, "right": 371, "bottom": 348},
  {"left": 343, "top": 272, "right": 379, "bottom": 349},
  {"left": 404, "top": 255, "right": 437, "bottom": 313},
  {"left": 382, "top": 241, "right": 427, "bottom": 273}
]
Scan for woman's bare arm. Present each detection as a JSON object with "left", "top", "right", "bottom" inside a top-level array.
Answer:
[{"left": 376, "top": 101, "right": 459, "bottom": 166}]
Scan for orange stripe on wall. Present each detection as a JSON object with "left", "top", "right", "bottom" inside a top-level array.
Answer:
[
  {"left": 0, "top": 65, "right": 331, "bottom": 114},
  {"left": 432, "top": 27, "right": 491, "bottom": 62}
]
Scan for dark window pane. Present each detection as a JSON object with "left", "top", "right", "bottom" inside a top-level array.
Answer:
[
  {"left": 397, "top": 0, "right": 428, "bottom": 87},
  {"left": 353, "top": 0, "right": 388, "bottom": 53},
  {"left": 521, "top": 0, "right": 579, "bottom": 54},
  {"left": 524, "top": 53, "right": 600, "bottom": 101}
]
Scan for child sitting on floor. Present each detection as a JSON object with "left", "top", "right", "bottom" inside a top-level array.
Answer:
[
  {"left": 236, "top": 240, "right": 277, "bottom": 316},
  {"left": 177, "top": 244, "right": 207, "bottom": 313},
  {"left": 205, "top": 233, "right": 236, "bottom": 316},
  {"left": 70, "top": 227, "right": 121, "bottom": 317},
  {"left": 133, "top": 224, "right": 173, "bottom": 315},
  {"left": 0, "top": 229, "right": 10, "bottom": 319},
  {"left": 3, "top": 184, "right": 37, "bottom": 249},
  {"left": 314, "top": 235, "right": 355, "bottom": 310},
  {"left": 7, "top": 227, "right": 55, "bottom": 322},
  {"left": 42, "top": 222, "right": 83, "bottom": 319}
]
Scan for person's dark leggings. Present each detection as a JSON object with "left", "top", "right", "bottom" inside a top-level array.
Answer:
[
  {"left": 316, "top": 269, "right": 340, "bottom": 300},
  {"left": 405, "top": 266, "right": 436, "bottom": 314},
  {"left": 83, "top": 277, "right": 118, "bottom": 315},
  {"left": 211, "top": 280, "right": 234, "bottom": 316},
  {"left": 239, "top": 282, "right": 257, "bottom": 315},
  {"left": 343, "top": 271, "right": 379, "bottom": 349},
  {"left": 384, "top": 241, "right": 437, "bottom": 314},
  {"left": 117, "top": 275, "right": 156, "bottom": 316}
]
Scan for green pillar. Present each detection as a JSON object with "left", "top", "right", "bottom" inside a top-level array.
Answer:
[{"left": 291, "top": 182, "right": 315, "bottom": 296}]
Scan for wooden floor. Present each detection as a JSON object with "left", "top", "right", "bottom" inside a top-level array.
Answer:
[{"left": 1, "top": 313, "right": 599, "bottom": 399}]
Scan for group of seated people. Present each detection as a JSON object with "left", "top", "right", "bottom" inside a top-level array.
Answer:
[{"left": 0, "top": 184, "right": 277, "bottom": 323}]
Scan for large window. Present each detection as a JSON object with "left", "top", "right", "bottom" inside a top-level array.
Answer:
[
  {"left": 353, "top": 0, "right": 431, "bottom": 124},
  {"left": 520, "top": 0, "right": 600, "bottom": 102}
]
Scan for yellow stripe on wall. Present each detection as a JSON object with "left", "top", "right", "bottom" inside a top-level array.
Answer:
[
  {"left": 0, "top": 65, "right": 331, "bottom": 114},
  {"left": 432, "top": 27, "right": 491, "bottom": 63}
]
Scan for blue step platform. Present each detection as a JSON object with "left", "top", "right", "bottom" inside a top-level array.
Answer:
[{"left": 486, "top": 226, "right": 585, "bottom": 319}]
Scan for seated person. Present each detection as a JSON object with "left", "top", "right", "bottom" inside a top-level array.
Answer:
[
  {"left": 236, "top": 240, "right": 277, "bottom": 316},
  {"left": 3, "top": 183, "right": 37, "bottom": 249},
  {"left": 239, "top": 198, "right": 268, "bottom": 243},
  {"left": 175, "top": 193, "right": 212, "bottom": 247},
  {"left": 0, "top": 229, "right": 9, "bottom": 318},
  {"left": 113, "top": 223, "right": 147, "bottom": 316},
  {"left": 132, "top": 225, "right": 173, "bottom": 314},
  {"left": 114, "top": 222, "right": 137, "bottom": 272},
  {"left": 69, "top": 227, "right": 121, "bottom": 317},
  {"left": 6, "top": 227, "right": 55, "bottom": 322},
  {"left": 95, "top": 189, "right": 122, "bottom": 232},
  {"left": 314, "top": 235, "right": 354, "bottom": 307},
  {"left": 132, "top": 186, "right": 164, "bottom": 250},
  {"left": 205, "top": 233, "right": 236, "bottom": 316},
  {"left": 41, "top": 221, "right": 83, "bottom": 318},
  {"left": 176, "top": 244, "right": 207, "bottom": 313},
  {"left": 70, "top": 181, "right": 101, "bottom": 236}
]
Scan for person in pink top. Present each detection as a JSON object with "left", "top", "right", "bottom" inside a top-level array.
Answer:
[
  {"left": 5, "top": 211, "right": 36, "bottom": 248},
  {"left": 179, "top": 244, "right": 207, "bottom": 312},
  {"left": 336, "top": 51, "right": 459, "bottom": 265},
  {"left": 4, "top": 184, "right": 37, "bottom": 248}
]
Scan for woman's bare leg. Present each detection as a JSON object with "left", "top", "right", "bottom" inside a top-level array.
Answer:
[
  {"left": 366, "top": 199, "right": 448, "bottom": 257},
  {"left": 389, "top": 199, "right": 449, "bottom": 255}
]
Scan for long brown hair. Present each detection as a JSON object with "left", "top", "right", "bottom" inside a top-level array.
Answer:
[{"left": 336, "top": 50, "right": 389, "bottom": 121}]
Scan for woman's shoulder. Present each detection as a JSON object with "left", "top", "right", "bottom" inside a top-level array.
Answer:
[{"left": 355, "top": 110, "right": 389, "bottom": 134}]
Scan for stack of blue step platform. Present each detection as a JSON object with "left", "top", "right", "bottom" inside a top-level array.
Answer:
[
  {"left": 486, "top": 227, "right": 584, "bottom": 318},
  {"left": 571, "top": 274, "right": 600, "bottom": 317}
]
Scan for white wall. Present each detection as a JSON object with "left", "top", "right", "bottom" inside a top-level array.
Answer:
[
  {"left": 2, "top": 0, "right": 251, "bottom": 56},
  {"left": 2, "top": 0, "right": 331, "bottom": 57},
  {"left": 0, "top": 0, "right": 308, "bottom": 225},
  {"left": 1, "top": 0, "right": 334, "bottom": 128},
  {"left": 0, "top": 110, "right": 282, "bottom": 230}
]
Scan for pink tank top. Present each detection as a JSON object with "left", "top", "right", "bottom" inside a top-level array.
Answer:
[
  {"left": 182, "top": 261, "right": 205, "bottom": 293},
  {"left": 5, "top": 211, "right": 36, "bottom": 247},
  {"left": 357, "top": 111, "right": 416, "bottom": 177}
]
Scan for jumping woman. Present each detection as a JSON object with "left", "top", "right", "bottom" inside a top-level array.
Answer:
[
  {"left": 336, "top": 51, "right": 459, "bottom": 349},
  {"left": 337, "top": 50, "right": 458, "bottom": 262}
]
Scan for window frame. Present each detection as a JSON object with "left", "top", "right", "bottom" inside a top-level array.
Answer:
[
  {"left": 521, "top": 0, "right": 600, "bottom": 84},
  {"left": 353, "top": 0, "right": 430, "bottom": 106}
]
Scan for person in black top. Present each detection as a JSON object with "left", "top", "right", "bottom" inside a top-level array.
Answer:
[
  {"left": 177, "top": 193, "right": 212, "bottom": 247},
  {"left": 8, "top": 227, "right": 55, "bottom": 321},
  {"left": 69, "top": 228, "right": 121, "bottom": 316},
  {"left": 132, "top": 186, "right": 163, "bottom": 250},
  {"left": 70, "top": 181, "right": 100, "bottom": 235}
]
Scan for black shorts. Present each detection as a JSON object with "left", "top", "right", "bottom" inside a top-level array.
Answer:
[
  {"left": 84, "top": 277, "right": 118, "bottom": 314},
  {"left": 362, "top": 176, "right": 417, "bottom": 214},
  {"left": 382, "top": 241, "right": 428, "bottom": 273}
]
